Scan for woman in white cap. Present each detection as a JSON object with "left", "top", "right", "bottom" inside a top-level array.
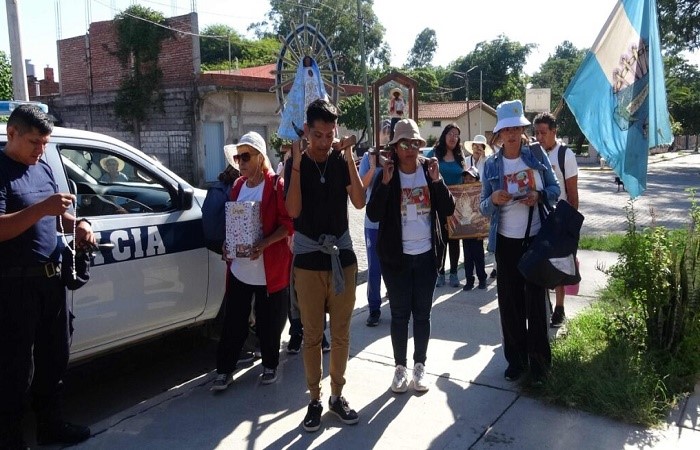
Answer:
[
  {"left": 367, "top": 118, "right": 455, "bottom": 394},
  {"left": 479, "top": 100, "right": 559, "bottom": 386},
  {"left": 211, "top": 131, "right": 294, "bottom": 390},
  {"left": 465, "top": 134, "right": 492, "bottom": 180}
]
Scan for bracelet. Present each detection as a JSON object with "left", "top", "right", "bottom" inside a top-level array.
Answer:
[{"left": 77, "top": 218, "right": 92, "bottom": 226}]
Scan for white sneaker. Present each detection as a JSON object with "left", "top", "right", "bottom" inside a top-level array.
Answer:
[
  {"left": 412, "top": 363, "right": 429, "bottom": 392},
  {"left": 391, "top": 365, "right": 409, "bottom": 393}
]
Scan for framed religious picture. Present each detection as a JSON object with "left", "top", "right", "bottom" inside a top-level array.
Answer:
[{"left": 447, "top": 183, "right": 489, "bottom": 239}]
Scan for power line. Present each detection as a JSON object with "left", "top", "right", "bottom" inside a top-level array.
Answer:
[{"left": 89, "top": 0, "right": 234, "bottom": 41}]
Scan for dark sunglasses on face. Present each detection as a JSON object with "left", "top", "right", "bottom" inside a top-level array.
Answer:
[
  {"left": 233, "top": 152, "right": 255, "bottom": 163},
  {"left": 398, "top": 141, "right": 421, "bottom": 151}
]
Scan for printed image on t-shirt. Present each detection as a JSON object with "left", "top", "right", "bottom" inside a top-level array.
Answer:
[
  {"left": 401, "top": 186, "right": 431, "bottom": 222},
  {"left": 504, "top": 168, "right": 536, "bottom": 199}
]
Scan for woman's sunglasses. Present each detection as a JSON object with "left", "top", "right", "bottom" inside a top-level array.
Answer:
[
  {"left": 233, "top": 152, "right": 255, "bottom": 163},
  {"left": 397, "top": 141, "right": 421, "bottom": 151}
]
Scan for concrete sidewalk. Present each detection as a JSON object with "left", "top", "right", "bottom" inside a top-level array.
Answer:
[{"left": 74, "top": 250, "right": 699, "bottom": 449}]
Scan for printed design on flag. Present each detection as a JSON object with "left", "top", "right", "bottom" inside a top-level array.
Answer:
[
  {"left": 400, "top": 186, "right": 431, "bottom": 219},
  {"left": 503, "top": 168, "right": 536, "bottom": 198},
  {"left": 612, "top": 41, "right": 650, "bottom": 136}
]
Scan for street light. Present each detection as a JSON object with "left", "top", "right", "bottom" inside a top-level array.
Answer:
[{"left": 453, "top": 66, "right": 478, "bottom": 139}]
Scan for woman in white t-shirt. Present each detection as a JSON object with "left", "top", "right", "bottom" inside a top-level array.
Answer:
[
  {"left": 479, "top": 100, "right": 560, "bottom": 386},
  {"left": 211, "top": 132, "right": 294, "bottom": 391},
  {"left": 367, "top": 119, "right": 455, "bottom": 394}
]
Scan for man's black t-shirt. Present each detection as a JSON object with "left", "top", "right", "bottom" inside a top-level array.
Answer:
[{"left": 285, "top": 150, "right": 357, "bottom": 271}]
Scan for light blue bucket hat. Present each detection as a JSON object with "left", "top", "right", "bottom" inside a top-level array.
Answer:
[{"left": 493, "top": 100, "right": 531, "bottom": 134}]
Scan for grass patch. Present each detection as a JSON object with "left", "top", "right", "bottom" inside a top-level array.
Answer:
[
  {"left": 579, "top": 234, "right": 625, "bottom": 252},
  {"left": 540, "top": 302, "right": 675, "bottom": 427}
]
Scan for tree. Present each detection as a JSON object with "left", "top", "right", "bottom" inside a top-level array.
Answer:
[
  {"left": 665, "top": 54, "right": 700, "bottom": 138},
  {"left": 200, "top": 24, "right": 244, "bottom": 67},
  {"left": 658, "top": 0, "right": 700, "bottom": 52},
  {"left": 240, "top": 37, "right": 281, "bottom": 68},
  {"left": 530, "top": 41, "right": 586, "bottom": 149},
  {"left": 200, "top": 24, "right": 279, "bottom": 70},
  {"left": 112, "top": 5, "right": 173, "bottom": 144},
  {"left": 0, "top": 51, "right": 12, "bottom": 101},
  {"left": 405, "top": 28, "right": 437, "bottom": 69},
  {"left": 251, "top": 0, "right": 390, "bottom": 84},
  {"left": 446, "top": 35, "right": 535, "bottom": 108},
  {"left": 338, "top": 94, "right": 370, "bottom": 143}
]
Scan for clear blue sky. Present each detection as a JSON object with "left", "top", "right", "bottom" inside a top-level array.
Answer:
[{"left": 2, "top": 0, "right": 698, "bottom": 81}]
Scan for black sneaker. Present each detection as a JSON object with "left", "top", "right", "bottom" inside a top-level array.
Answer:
[
  {"left": 322, "top": 333, "right": 331, "bottom": 353},
  {"left": 261, "top": 367, "right": 277, "bottom": 385},
  {"left": 36, "top": 421, "right": 90, "bottom": 446},
  {"left": 550, "top": 306, "right": 566, "bottom": 328},
  {"left": 238, "top": 351, "right": 255, "bottom": 363},
  {"left": 489, "top": 269, "right": 497, "bottom": 278},
  {"left": 328, "top": 396, "right": 359, "bottom": 425},
  {"left": 463, "top": 283, "right": 474, "bottom": 291},
  {"left": 302, "top": 399, "right": 323, "bottom": 432},
  {"left": 287, "top": 334, "right": 302, "bottom": 354},
  {"left": 504, "top": 365, "right": 524, "bottom": 382},
  {"left": 477, "top": 279, "right": 487, "bottom": 289},
  {"left": 366, "top": 310, "right": 381, "bottom": 327}
]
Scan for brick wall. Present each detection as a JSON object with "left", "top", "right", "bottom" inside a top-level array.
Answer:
[
  {"left": 58, "top": 36, "right": 88, "bottom": 95},
  {"left": 57, "top": 13, "right": 197, "bottom": 95},
  {"left": 52, "top": 13, "right": 199, "bottom": 182}
]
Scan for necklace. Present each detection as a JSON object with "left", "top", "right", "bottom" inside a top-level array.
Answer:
[{"left": 311, "top": 156, "right": 328, "bottom": 184}]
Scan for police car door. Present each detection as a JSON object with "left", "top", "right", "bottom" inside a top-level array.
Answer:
[{"left": 49, "top": 138, "right": 209, "bottom": 357}]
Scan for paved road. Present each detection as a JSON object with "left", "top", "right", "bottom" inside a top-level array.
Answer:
[{"left": 54, "top": 151, "right": 699, "bottom": 447}]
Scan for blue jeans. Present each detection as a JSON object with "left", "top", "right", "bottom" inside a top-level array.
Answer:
[
  {"left": 382, "top": 250, "right": 438, "bottom": 367},
  {"left": 364, "top": 227, "right": 382, "bottom": 313}
]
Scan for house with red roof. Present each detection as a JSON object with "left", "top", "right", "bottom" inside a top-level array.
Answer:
[{"left": 418, "top": 101, "right": 497, "bottom": 145}]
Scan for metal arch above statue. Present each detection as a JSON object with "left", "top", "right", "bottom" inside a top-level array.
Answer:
[{"left": 271, "top": 17, "right": 345, "bottom": 140}]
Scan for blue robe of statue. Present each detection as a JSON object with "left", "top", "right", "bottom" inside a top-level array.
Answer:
[{"left": 278, "top": 58, "right": 329, "bottom": 140}]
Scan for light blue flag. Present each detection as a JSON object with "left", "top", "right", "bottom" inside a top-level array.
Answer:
[{"left": 563, "top": 0, "right": 672, "bottom": 198}]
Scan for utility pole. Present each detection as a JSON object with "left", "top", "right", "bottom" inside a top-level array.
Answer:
[
  {"left": 465, "top": 66, "right": 477, "bottom": 140},
  {"left": 479, "top": 70, "right": 483, "bottom": 136},
  {"left": 357, "top": 0, "right": 372, "bottom": 146},
  {"left": 5, "top": 0, "right": 29, "bottom": 100}
]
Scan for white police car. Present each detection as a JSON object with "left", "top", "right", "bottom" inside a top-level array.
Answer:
[{"left": 0, "top": 121, "right": 226, "bottom": 363}]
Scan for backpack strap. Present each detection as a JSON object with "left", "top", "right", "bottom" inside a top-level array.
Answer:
[{"left": 558, "top": 145, "right": 568, "bottom": 197}]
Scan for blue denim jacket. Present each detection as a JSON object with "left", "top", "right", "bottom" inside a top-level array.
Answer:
[{"left": 479, "top": 145, "right": 560, "bottom": 252}]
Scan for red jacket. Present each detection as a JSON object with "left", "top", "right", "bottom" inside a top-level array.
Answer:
[{"left": 230, "top": 171, "right": 293, "bottom": 294}]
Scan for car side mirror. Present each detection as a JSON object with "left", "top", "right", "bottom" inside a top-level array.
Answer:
[{"left": 177, "top": 184, "right": 194, "bottom": 210}]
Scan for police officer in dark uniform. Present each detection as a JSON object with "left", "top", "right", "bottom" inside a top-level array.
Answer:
[{"left": 0, "top": 105, "right": 95, "bottom": 449}]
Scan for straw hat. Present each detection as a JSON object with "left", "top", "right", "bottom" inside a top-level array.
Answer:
[
  {"left": 463, "top": 134, "right": 493, "bottom": 156},
  {"left": 100, "top": 156, "right": 125, "bottom": 171},
  {"left": 387, "top": 119, "right": 426, "bottom": 146},
  {"left": 390, "top": 87, "right": 403, "bottom": 97}
]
